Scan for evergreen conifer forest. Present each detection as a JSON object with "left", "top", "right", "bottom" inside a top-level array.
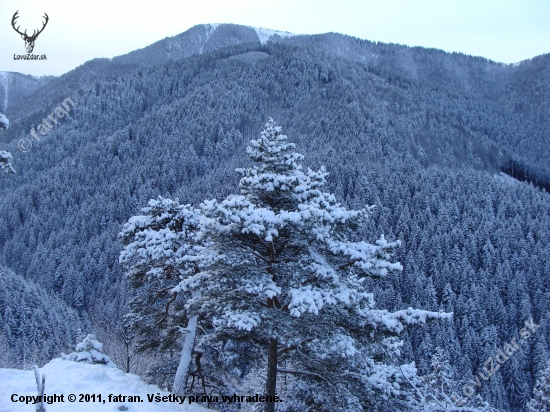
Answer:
[{"left": 0, "top": 24, "right": 549, "bottom": 411}]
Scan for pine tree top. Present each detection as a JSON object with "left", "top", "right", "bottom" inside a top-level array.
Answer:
[{"left": 244, "top": 117, "right": 304, "bottom": 173}]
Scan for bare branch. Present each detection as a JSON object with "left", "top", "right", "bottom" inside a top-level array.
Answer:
[
  {"left": 237, "top": 243, "right": 268, "bottom": 263},
  {"left": 144, "top": 287, "right": 174, "bottom": 312},
  {"left": 277, "top": 338, "right": 314, "bottom": 357},
  {"left": 338, "top": 261, "right": 357, "bottom": 271},
  {"left": 156, "top": 291, "right": 177, "bottom": 326},
  {"left": 277, "top": 367, "right": 333, "bottom": 388}
]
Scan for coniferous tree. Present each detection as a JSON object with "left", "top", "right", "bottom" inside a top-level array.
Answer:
[
  {"left": 533, "top": 334, "right": 550, "bottom": 381},
  {"left": 174, "top": 119, "right": 451, "bottom": 411},
  {"left": 62, "top": 334, "right": 115, "bottom": 366},
  {"left": 0, "top": 151, "right": 13, "bottom": 175},
  {"left": 119, "top": 197, "right": 205, "bottom": 394}
]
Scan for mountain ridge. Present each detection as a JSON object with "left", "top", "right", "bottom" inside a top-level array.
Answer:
[{"left": 3, "top": 23, "right": 548, "bottom": 187}]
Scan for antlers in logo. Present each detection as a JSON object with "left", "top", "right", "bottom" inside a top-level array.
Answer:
[{"left": 11, "top": 11, "right": 49, "bottom": 54}]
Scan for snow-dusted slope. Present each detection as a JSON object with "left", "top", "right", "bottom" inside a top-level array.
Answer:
[
  {"left": 251, "top": 27, "right": 297, "bottom": 45},
  {"left": 113, "top": 24, "right": 298, "bottom": 67},
  {"left": 113, "top": 24, "right": 257, "bottom": 66},
  {"left": 0, "top": 71, "right": 53, "bottom": 112},
  {"left": 0, "top": 359, "right": 212, "bottom": 412},
  {"left": 198, "top": 24, "right": 219, "bottom": 54}
]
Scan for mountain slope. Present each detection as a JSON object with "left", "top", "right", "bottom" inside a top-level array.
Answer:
[
  {"left": 112, "top": 24, "right": 296, "bottom": 67},
  {"left": 0, "top": 24, "right": 548, "bottom": 411},
  {"left": 2, "top": 25, "right": 548, "bottom": 183},
  {"left": 0, "top": 267, "right": 85, "bottom": 369},
  {"left": 0, "top": 72, "right": 54, "bottom": 112}
]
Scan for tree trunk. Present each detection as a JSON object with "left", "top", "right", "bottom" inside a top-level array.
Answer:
[
  {"left": 265, "top": 336, "right": 278, "bottom": 412},
  {"left": 33, "top": 365, "right": 46, "bottom": 412},
  {"left": 172, "top": 315, "right": 198, "bottom": 395}
]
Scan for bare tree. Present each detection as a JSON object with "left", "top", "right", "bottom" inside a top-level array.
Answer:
[{"left": 89, "top": 289, "right": 150, "bottom": 375}]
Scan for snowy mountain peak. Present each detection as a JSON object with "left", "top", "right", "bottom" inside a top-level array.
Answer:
[{"left": 198, "top": 24, "right": 297, "bottom": 46}]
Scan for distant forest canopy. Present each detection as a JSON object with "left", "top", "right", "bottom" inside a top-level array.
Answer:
[{"left": 0, "top": 24, "right": 548, "bottom": 411}]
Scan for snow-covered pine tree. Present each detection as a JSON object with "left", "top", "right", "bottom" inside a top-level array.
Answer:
[
  {"left": 0, "top": 113, "right": 8, "bottom": 130},
  {"left": 528, "top": 358, "right": 550, "bottom": 412},
  {"left": 62, "top": 334, "right": 115, "bottom": 366},
  {"left": 119, "top": 197, "right": 204, "bottom": 394},
  {"left": 0, "top": 112, "right": 14, "bottom": 175},
  {"left": 177, "top": 118, "right": 452, "bottom": 411},
  {"left": 0, "top": 150, "right": 14, "bottom": 174}
]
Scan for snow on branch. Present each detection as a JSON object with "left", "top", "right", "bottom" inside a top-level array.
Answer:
[
  {"left": 326, "top": 234, "right": 403, "bottom": 277},
  {"left": 362, "top": 307, "right": 453, "bottom": 334},
  {"left": 0, "top": 113, "right": 9, "bottom": 130},
  {"left": 1, "top": 150, "right": 15, "bottom": 174},
  {"left": 0, "top": 113, "right": 14, "bottom": 175},
  {"left": 119, "top": 196, "right": 203, "bottom": 278}
]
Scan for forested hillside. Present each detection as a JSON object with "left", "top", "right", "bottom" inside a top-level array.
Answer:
[
  {"left": 0, "top": 24, "right": 548, "bottom": 411},
  {"left": 0, "top": 71, "right": 54, "bottom": 112},
  {"left": 0, "top": 267, "right": 84, "bottom": 369}
]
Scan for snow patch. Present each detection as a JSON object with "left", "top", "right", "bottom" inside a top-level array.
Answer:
[
  {"left": 494, "top": 172, "right": 519, "bottom": 185},
  {"left": 0, "top": 113, "right": 9, "bottom": 130},
  {"left": 251, "top": 27, "right": 297, "bottom": 45},
  {"left": 199, "top": 24, "right": 219, "bottom": 55},
  {"left": 0, "top": 358, "right": 212, "bottom": 411},
  {"left": 206, "top": 23, "right": 219, "bottom": 33}
]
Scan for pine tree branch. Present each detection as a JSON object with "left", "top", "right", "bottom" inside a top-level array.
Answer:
[
  {"left": 301, "top": 277, "right": 318, "bottom": 286},
  {"left": 296, "top": 347, "right": 323, "bottom": 367},
  {"left": 277, "top": 367, "right": 335, "bottom": 389},
  {"left": 237, "top": 243, "right": 269, "bottom": 263},
  {"left": 277, "top": 338, "right": 314, "bottom": 356},
  {"left": 197, "top": 324, "right": 208, "bottom": 336},
  {"left": 273, "top": 257, "right": 298, "bottom": 263},
  {"left": 338, "top": 261, "right": 357, "bottom": 270},
  {"left": 144, "top": 287, "right": 174, "bottom": 312},
  {"left": 156, "top": 291, "right": 177, "bottom": 326},
  {"left": 277, "top": 367, "right": 325, "bottom": 380}
]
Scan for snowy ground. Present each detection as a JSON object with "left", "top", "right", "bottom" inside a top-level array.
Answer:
[
  {"left": 493, "top": 171, "right": 520, "bottom": 186},
  {"left": 0, "top": 359, "right": 212, "bottom": 412}
]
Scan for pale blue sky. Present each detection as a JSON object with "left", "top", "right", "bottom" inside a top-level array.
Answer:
[{"left": 1, "top": 0, "right": 549, "bottom": 76}]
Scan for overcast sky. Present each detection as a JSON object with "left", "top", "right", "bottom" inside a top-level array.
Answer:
[{"left": 1, "top": 0, "right": 549, "bottom": 77}]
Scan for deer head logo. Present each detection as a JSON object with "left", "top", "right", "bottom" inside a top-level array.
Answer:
[{"left": 11, "top": 11, "right": 49, "bottom": 54}]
